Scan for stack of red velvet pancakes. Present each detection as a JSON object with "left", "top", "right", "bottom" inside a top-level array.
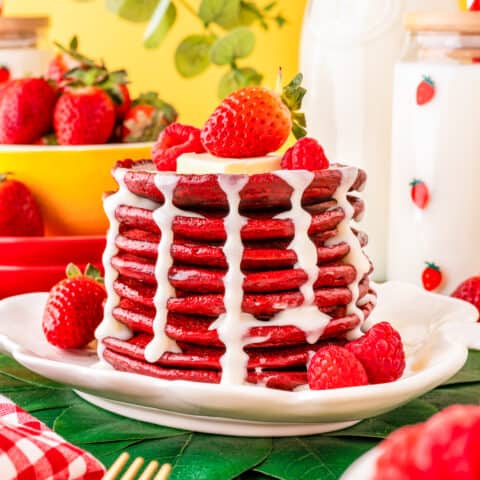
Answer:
[{"left": 99, "top": 160, "right": 376, "bottom": 391}]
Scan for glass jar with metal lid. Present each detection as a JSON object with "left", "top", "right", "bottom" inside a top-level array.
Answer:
[
  {"left": 0, "top": 15, "right": 50, "bottom": 78},
  {"left": 387, "top": 11, "right": 480, "bottom": 293}
]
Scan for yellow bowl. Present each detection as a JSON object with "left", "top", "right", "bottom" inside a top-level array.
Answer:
[{"left": 0, "top": 143, "right": 152, "bottom": 236}]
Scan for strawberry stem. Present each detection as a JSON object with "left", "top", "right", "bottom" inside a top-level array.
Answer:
[
  {"left": 425, "top": 262, "right": 440, "bottom": 271},
  {"left": 0, "top": 172, "right": 12, "bottom": 183},
  {"left": 410, "top": 179, "right": 424, "bottom": 187},
  {"left": 85, "top": 264, "right": 104, "bottom": 284},
  {"left": 66, "top": 263, "right": 82, "bottom": 278}
]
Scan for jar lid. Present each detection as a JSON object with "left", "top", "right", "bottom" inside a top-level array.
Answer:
[
  {"left": 0, "top": 16, "right": 49, "bottom": 34},
  {"left": 404, "top": 11, "right": 480, "bottom": 34}
]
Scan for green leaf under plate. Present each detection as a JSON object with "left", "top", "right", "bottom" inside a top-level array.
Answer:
[
  {"left": 106, "top": 0, "right": 160, "bottom": 23},
  {"left": 210, "top": 27, "right": 255, "bottom": 66},
  {"left": 175, "top": 34, "right": 215, "bottom": 78},
  {"left": 444, "top": 350, "right": 480, "bottom": 385},
  {"left": 144, "top": 0, "right": 177, "bottom": 49},
  {"left": 0, "top": 355, "right": 64, "bottom": 389},
  {"left": 256, "top": 436, "right": 376, "bottom": 480},
  {"left": 54, "top": 402, "right": 185, "bottom": 444},
  {"left": 4, "top": 388, "right": 80, "bottom": 412},
  {"left": 101, "top": 435, "right": 193, "bottom": 469},
  {"left": 170, "top": 434, "right": 272, "bottom": 480},
  {"left": 218, "top": 67, "right": 262, "bottom": 98},
  {"left": 199, "top": 0, "right": 241, "bottom": 29},
  {"left": 328, "top": 399, "right": 438, "bottom": 439}
]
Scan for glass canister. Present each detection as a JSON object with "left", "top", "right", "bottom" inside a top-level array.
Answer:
[
  {"left": 300, "top": 0, "right": 456, "bottom": 281},
  {"left": 0, "top": 16, "right": 50, "bottom": 78},
  {"left": 387, "top": 11, "right": 480, "bottom": 293}
]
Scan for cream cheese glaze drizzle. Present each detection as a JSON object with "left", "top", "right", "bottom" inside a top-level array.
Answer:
[
  {"left": 96, "top": 168, "right": 158, "bottom": 348},
  {"left": 326, "top": 166, "right": 372, "bottom": 340}
]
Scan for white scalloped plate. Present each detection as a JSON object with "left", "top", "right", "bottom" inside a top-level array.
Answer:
[{"left": 0, "top": 282, "right": 478, "bottom": 436}]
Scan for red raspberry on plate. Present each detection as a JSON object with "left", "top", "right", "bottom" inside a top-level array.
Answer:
[
  {"left": 307, "top": 345, "right": 368, "bottom": 390},
  {"left": 345, "top": 322, "right": 405, "bottom": 384},
  {"left": 152, "top": 123, "right": 205, "bottom": 171},
  {"left": 451, "top": 276, "right": 480, "bottom": 321},
  {"left": 374, "top": 424, "right": 424, "bottom": 480},
  {"left": 43, "top": 264, "right": 106, "bottom": 349},
  {"left": 281, "top": 137, "right": 329, "bottom": 171}
]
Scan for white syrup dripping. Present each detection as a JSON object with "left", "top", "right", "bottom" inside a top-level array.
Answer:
[
  {"left": 213, "top": 175, "right": 251, "bottom": 385},
  {"left": 275, "top": 170, "right": 318, "bottom": 305},
  {"left": 96, "top": 168, "right": 159, "bottom": 349},
  {"left": 143, "top": 173, "right": 194, "bottom": 362},
  {"left": 326, "top": 166, "right": 372, "bottom": 340}
]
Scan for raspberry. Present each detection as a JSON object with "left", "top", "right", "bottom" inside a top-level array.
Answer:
[
  {"left": 451, "top": 276, "right": 480, "bottom": 321},
  {"left": 345, "top": 322, "right": 405, "bottom": 384},
  {"left": 307, "top": 345, "right": 368, "bottom": 390},
  {"left": 373, "top": 424, "right": 424, "bottom": 480},
  {"left": 281, "top": 137, "right": 329, "bottom": 171},
  {"left": 152, "top": 123, "right": 205, "bottom": 171}
]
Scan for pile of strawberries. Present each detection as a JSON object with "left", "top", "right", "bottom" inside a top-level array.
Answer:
[{"left": 0, "top": 37, "right": 177, "bottom": 146}]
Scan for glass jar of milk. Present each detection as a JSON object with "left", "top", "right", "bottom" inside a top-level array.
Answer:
[
  {"left": 0, "top": 16, "right": 51, "bottom": 78},
  {"left": 387, "top": 11, "right": 480, "bottom": 293},
  {"left": 300, "top": 0, "right": 456, "bottom": 281}
]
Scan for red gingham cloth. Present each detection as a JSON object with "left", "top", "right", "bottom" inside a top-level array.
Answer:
[{"left": 0, "top": 395, "right": 105, "bottom": 480}]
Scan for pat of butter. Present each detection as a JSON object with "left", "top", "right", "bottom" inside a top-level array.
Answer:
[{"left": 177, "top": 153, "right": 281, "bottom": 174}]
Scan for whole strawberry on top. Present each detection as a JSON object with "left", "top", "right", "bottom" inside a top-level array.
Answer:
[
  {"left": 43, "top": 264, "right": 106, "bottom": 349},
  {"left": 0, "top": 78, "right": 57, "bottom": 145},
  {"left": 0, "top": 173, "right": 44, "bottom": 236},
  {"left": 201, "top": 72, "right": 307, "bottom": 158}
]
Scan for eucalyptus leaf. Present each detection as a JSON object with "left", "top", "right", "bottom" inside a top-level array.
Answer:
[
  {"left": 199, "top": 0, "right": 241, "bottom": 29},
  {"left": 54, "top": 402, "right": 185, "bottom": 444},
  {"left": 256, "top": 437, "right": 376, "bottom": 480},
  {"left": 170, "top": 434, "right": 271, "bottom": 480},
  {"left": 144, "top": 0, "right": 177, "bottom": 49},
  {"left": 210, "top": 27, "right": 255, "bottom": 66},
  {"left": 106, "top": 0, "right": 160, "bottom": 23},
  {"left": 218, "top": 67, "right": 262, "bottom": 98},
  {"left": 175, "top": 35, "right": 215, "bottom": 78}
]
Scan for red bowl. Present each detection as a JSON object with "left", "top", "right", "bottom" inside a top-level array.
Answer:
[
  {"left": 0, "top": 236, "right": 106, "bottom": 266},
  {"left": 0, "top": 262, "right": 104, "bottom": 298}
]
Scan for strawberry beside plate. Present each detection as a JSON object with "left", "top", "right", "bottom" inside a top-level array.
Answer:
[{"left": 0, "top": 282, "right": 478, "bottom": 436}]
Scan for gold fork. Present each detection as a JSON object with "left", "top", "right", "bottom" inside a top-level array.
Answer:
[{"left": 103, "top": 452, "right": 172, "bottom": 480}]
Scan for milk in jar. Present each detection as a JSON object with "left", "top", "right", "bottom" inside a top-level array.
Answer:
[
  {"left": 388, "top": 11, "right": 480, "bottom": 293},
  {"left": 300, "top": 0, "right": 456, "bottom": 280}
]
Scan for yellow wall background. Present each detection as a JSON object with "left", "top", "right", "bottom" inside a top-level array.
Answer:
[{"left": 6, "top": 0, "right": 307, "bottom": 126}]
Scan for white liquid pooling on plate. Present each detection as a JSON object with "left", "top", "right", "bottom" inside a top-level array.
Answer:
[
  {"left": 327, "top": 167, "right": 372, "bottom": 339},
  {"left": 96, "top": 168, "right": 159, "bottom": 347}
]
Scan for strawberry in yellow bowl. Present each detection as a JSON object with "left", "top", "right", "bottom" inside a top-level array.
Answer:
[{"left": 0, "top": 37, "right": 176, "bottom": 236}]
